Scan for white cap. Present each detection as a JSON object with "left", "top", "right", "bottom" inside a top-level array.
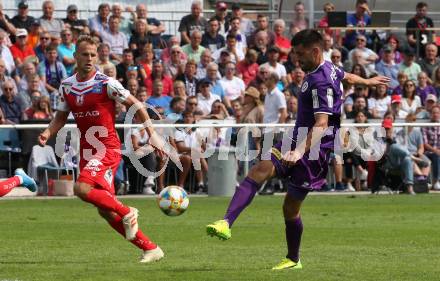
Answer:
[{"left": 16, "top": 28, "right": 28, "bottom": 37}]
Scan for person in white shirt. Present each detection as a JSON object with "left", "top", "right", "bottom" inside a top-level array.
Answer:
[
  {"left": 263, "top": 71, "right": 287, "bottom": 128},
  {"left": 225, "top": 17, "right": 247, "bottom": 54},
  {"left": 401, "top": 80, "right": 422, "bottom": 114},
  {"left": 261, "top": 46, "right": 288, "bottom": 88},
  {"left": 348, "top": 34, "right": 378, "bottom": 75},
  {"left": 0, "top": 31, "right": 15, "bottom": 75},
  {"left": 212, "top": 34, "right": 244, "bottom": 63},
  {"left": 219, "top": 61, "right": 245, "bottom": 106},
  {"left": 368, "top": 84, "right": 391, "bottom": 118},
  {"left": 197, "top": 78, "right": 220, "bottom": 116},
  {"left": 100, "top": 15, "right": 128, "bottom": 62},
  {"left": 322, "top": 33, "right": 334, "bottom": 62}
]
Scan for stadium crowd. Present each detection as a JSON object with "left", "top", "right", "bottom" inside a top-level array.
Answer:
[{"left": 0, "top": 0, "right": 439, "bottom": 195}]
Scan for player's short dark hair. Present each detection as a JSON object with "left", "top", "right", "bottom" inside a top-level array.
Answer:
[
  {"left": 45, "top": 44, "right": 57, "bottom": 53},
  {"left": 257, "top": 14, "right": 267, "bottom": 19},
  {"left": 123, "top": 48, "right": 133, "bottom": 55},
  {"left": 416, "top": 2, "right": 428, "bottom": 9},
  {"left": 226, "top": 33, "right": 236, "bottom": 41},
  {"left": 356, "top": 0, "right": 368, "bottom": 6},
  {"left": 208, "top": 17, "right": 218, "bottom": 23},
  {"left": 182, "top": 110, "right": 194, "bottom": 117},
  {"left": 291, "top": 29, "right": 323, "bottom": 49},
  {"left": 229, "top": 16, "right": 240, "bottom": 23}
]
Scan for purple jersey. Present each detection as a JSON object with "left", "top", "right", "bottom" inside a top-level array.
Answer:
[{"left": 293, "top": 61, "right": 344, "bottom": 149}]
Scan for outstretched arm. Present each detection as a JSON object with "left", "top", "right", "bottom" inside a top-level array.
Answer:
[{"left": 343, "top": 72, "right": 391, "bottom": 87}]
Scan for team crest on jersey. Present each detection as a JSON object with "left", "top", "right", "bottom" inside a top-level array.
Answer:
[
  {"left": 91, "top": 82, "right": 103, "bottom": 94},
  {"left": 301, "top": 81, "right": 309, "bottom": 93},
  {"left": 76, "top": 94, "right": 84, "bottom": 106}
]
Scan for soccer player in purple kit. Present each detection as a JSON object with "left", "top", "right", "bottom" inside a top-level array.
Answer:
[{"left": 206, "top": 30, "right": 390, "bottom": 270}]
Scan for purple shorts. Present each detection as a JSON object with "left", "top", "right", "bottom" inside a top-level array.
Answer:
[{"left": 270, "top": 141, "right": 331, "bottom": 201}]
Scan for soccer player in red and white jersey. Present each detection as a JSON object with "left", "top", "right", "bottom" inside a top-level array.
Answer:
[{"left": 38, "top": 35, "right": 165, "bottom": 263}]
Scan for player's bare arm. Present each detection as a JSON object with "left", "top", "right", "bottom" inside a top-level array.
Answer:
[
  {"left": 343, "top": 72, "right": 391, "bottom": 87},
  {"left": 282, "top": 113, "right": 329, "bottom": 166},
  {"left": 38, "top": 110, "right": 70, "bottom": 146}
]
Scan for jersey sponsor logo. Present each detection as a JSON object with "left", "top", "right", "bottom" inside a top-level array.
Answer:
[
  {"left": 85, "top": 159, "right": 103, "bottom": 172},
  {"left": 271, "top": 147, "right": 282, "bottom": 160},
  {"left": 301, "top": 81, "right": 308, "bottom": 93},
  {"left": 76, "top": 94, "right": 84, "bottom": 106},
  {"left": 73, "top": 110, "right": 100, "bottom": 118}
]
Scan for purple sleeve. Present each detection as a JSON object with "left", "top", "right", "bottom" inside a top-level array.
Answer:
[{"left": 311, "top": 82, "right": 334, "bottom": 115}]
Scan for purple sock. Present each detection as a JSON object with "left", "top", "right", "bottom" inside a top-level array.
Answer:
[
  {"left": 224, "top": 177, "right": 260, "bottom": 227},
  {"left": 285, "top": 217, "right": 303, "bottom": 262}
]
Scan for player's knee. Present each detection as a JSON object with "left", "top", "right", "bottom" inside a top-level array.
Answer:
[
  {"left": 73, "top": 183, "right": 90, "bottom": 199},
  {"left": 248, "top": 161, "right": 273, "bottom": 184}
]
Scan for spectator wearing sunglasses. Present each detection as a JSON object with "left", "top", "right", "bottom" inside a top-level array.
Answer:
[
  {"left": 34, "top": 31, "right": 52, "bottom": 63},
  {"left": 63, "top": 5, "right": 87, "bottom": 31},
  {"left": 11, "top": 1, "right": 35, "bottom": 31},
  {"left": 0, "top": 81, "right": 22, "bottom": 124}
]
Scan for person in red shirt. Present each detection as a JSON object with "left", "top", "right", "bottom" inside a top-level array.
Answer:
[
  {"left": 273, "top": 19, "right": 291, "bottom": 63},
  {"left": 9, "top": 28, "right": 36, "bottom": 69},
  {"left": 38, "top": 35, "right": 173, "bottom": 264},
  {"left": 144, "top": 59, "right": 174, "bottom": 96},
  {"left": 236, "top": 49, "right": 259, "bottom": 87}
]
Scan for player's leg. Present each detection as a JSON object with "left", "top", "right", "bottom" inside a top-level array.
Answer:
[
  {"left": 74, "top": 182, "right": 139, "bottom": 240},
  {"left": 0, "top": 169, "right": 37, "bottom": 197},
  {"left": 206, "top": 159, "right": 276, "bottom": 240},
  {"left": 177, "top": 155, "right": 191, "bottom": 188},
  {"left": 98, "top": 208, "right": 164, "bottom": 263},
  {"left": 272, "top": 192, "right": 305, "bottom": 270}
]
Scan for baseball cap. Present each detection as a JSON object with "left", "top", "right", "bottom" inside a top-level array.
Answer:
[
  {"left": 231, "top": 3, "right": 241, "bottom": 10},
  {"left": 426, "top": 94, "right": 438, "bottom": 103},
  {"left": 382, "top": 44, "right": 393, "bottom": 53},
  {"left": 31, "top": 19, "right": 40, "bottom": 26},
  {"left": 245, "top": 87, "right": 260, "bottom": 99},
  {"left": 391, "top": 95, "right": 401, "bottom": 104},
  {"left": 67, "top": 4, "right": 78, "bottom": 12},
  {"left": 216, "top": 2, "right": 227, "bottom": 10},
  {"left": 199, "top": 78, "right": 212, "bottom": 85},
  {"left": 16, "top": 29, "right": 28, "bottom": 37},
  {"left": 18, "top": 1, "right": 28, "bottom": 9},
  {"left": 382, "top": 118, "right": 393, "bottom": 129}
]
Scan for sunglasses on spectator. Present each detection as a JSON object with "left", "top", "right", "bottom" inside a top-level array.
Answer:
[
  {"left": 3, "top": 88, "right": 14, "bottom": 92},
  {"left": 356, "top": 38, "right": 366, "bottom": 42},
  {"left": 331, "top": 55, "right": 341, "bottom": 58},
  {"left": 69, "top": 10, "right": 77, "bottom": 13},
  {"left": 62, "top": 33, "right": 72, "bottom": 37},
  {"left": 405, "top": 83, "right": 415, "bottom": 87},
  {"left": 18, "top": 35, "right": 27, "bottom": 39},
  {"left": 171, "top": 51, "right": 180, "bottom": 54},
  {"left": 188, "top": 102, "right": 198, "bottom": 106},
  {"left": 40, "top": 37, "right": 50, "bottom": 40}
]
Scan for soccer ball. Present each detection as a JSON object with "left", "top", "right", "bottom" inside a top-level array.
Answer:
[{"left": 157, "top": 186, "right": 189, "bottom": 216}]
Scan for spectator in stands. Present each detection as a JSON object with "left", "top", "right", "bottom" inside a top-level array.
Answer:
[
  {"left": 39, "top": 1, "right": 64, "bottom": 41},
  {"left": 34, "top": 31, "right": 51, "bottom": 63},
  {"left": 89, "top": 3, "right": 110, "bottom": 38},
  {"left": 31, "top": 95, "right": 53, "bottom": 120},
  {"left": 263, "top": 71, "right": 287, "bottom": 128},
  {"left": 57, "top": 29, "right": 76, "bottom": 76},
  {"left": 135, "top": 42, "right": 154, "bottom": 76},
  {"left": 432, "top": 67, "right": 440, "bottom": 96},
  {"left": 392, "top": 72, "right": 408, "bottom": 96},
  {"left": 0, "top": 59, "right": 16, "bottom": 96},
  {"left": 26, "top": 20, "right": 41, "bottom": 49},
  {"left": 101, "top": 16, "right": 128, "bottom": 63},
  {"left": 416, "top": 71, "right": 436, "bottom": 105},
  {"left": 164, "top": 45, "right": 186, "bottom": 80},
  {"left": 248, "top": 14, "right": 275, "bottom": 49},
  {"left": 173, "top": 81, "right": 187, "bottom": 100},
  {"left": 0, "top": 81, "right": 22, "bottom": 124},
  {"left": 126, "top": 78, "right": 139, "bottom": 97},
  {"left": 368, "top": 84, "right": 391, "bottom": 118},
  {"left": 116, "top": 49, "right": 145, "bottom": 86},
  {"left": 390, "top": 94, "right": 408, "bottom": 119},
  {"left": 204, "top": 100, "right": 229, "bottom": 120},
  {"left": 195, "top": 49, "right": 212, "bottom": 80},
  {"left": 63, "top": 5, "right": 87, "bottom": 32},
  {"left": 261, "top": 46, "right": 288, "bottom": 88},
  {"left": 205, "top": 62, "right": 224, "bottom": 99},
  {"left": 132, "top": 4, "right": 165, "bottom": 47},
  {"left": 16, "top": 62, "right": 44, "bottom": 93},
  {"left": 317, "top": 2, "right": 342, "bottom": 44},
  {"left": 178, "top": 0, "right": 208, "bottom": 45},
  {"left": 103, "top": 64, "right": 116, "bottom": 79},
  {"left": 252, "top": 31, "right": 270, "bottom": 65},
  {"left": 395, "top": 113, "right": 431, "bottom": 182},
  {"left": 181, "top": 30, "right": 205, "bottom": 64},
  {"left": 378, "top": 35, "right": 402, "bottom": 64},
  {"left": 129, "top": 19, "right": 152, "bottom": 52},
  {"left": 418, "top": 43, "right": 440, "bottom": 78},
  {"left": 344, "top": 0, "right": 371, "bottom": 50},
  {"left": 146, "top": 80, "right": 172, "bottom": 111},
  {"left": 350, "top": 63, "right": 367, "bottom": 79},
  {"left": 344, "top": 83, "right": 368, "bottom": 114},
  {"left": 173, "top": 110, "right": 208, "bottom": 192},
  {"left": 230, "top": 4, "right": 254, "bottom": 37},
  {"left": 185, "top": 96, "right": 198, "bottom": 114},
  {"left": 399, "top": 48, "right": 422, "bottom": 82},
  {"left": 17, "top": 74, "right": 49, "bottom": 110},
  {"left": 249, "top": 64, "right": 270, "bottom": 89},
  {"left": 213, "top": 2, "right": 229, "bottom": 36},
  {"left": 285, "top": 66, "right": 304, "bottom": 98},
  {"left": 110, "top": 3, "right": 131, "bottom": 36},
  {"left": 23, "top": 90, "right": 41, "bottom": 120},
  {"left": 348, "top": 34, "right": 377, "bottom": 75},
  {"left": 97, "top": 43, "right": 114, "bottom": 72},
  {"left": 212, "top": 34, "right": 244, "bottom": 64},
  {"left": 201, "top": 18, "right": 225, "bottom": 53},
  {"left": 0, "top": 3, "right": 17, "bottom": 36},
  {"left": 165, "top": 96, "right": 185, "bottom": 121},
  {"left": 289, "top": 1, "right": 309, "bottom": 36},
  {"left": 145, "top": 59, "right": 173, "bottom": 97},
  {"left": 375, "top": 45, "right": 399, "bottom": 89},
  {"left": 161, "top": 36, "right": 187, "bottom": 64},
  {"left": 273, "top": 19, "right": 291, "bottom": 63},
  {"left": 330, "top": 49, "right": 343, "bottom": 67},
  {"left": 11, "top": 1, "right": 35, "bottom": 32},
  {"left": 176, "top": 59, "right": 198, "bottom": 96},
  {"left": 346, "top": 96, "right": 372, "bottom": 119},
  {"left": 228, "top": 17, "right": 248, "bottom": 53},
  {"left": 135, "top": 89, "right": 148, "bottom": 103},
  {"left": 9, "top": 29, "right": 36, "bottom": 70},
  {"left": 286, "top": 96, "right": 298, "bottom": 123},
  {"left": 197, "top": 78, "right": 221, "bottom": 116},
  {"left": 216, "top": 50, "right": 231, "bottom": 77},
  {"left": 220, "top": 61, "right": 245, "bottom": 107},
  {"left": 401, "top": 80, "right": 422, "bottom": 115},
  {"left": 406, "top": 2, "right": 434, "bottom": 58},
  {"left": 422, "top": 105, "right": 440, "bottom": 190},
  {"left": 322, "top": 34, "right": 334, "bottom": 62},
  {"left": 417, "top": 93, "right": 437, "bottom": 119},
  {"left": 0, "top": 31, "right": 15, "bottom": 75},
  {"left": 236, "top": 49, "right": 259, "bottom": 87},
  {"left": 242, "top": 86, "right": 264, "bottom": 124},
  {"left": 38, "top": 45, "right": 67, "bottom": 94}
]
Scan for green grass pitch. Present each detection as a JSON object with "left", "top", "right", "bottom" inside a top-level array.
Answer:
[{"left": 1, "top": 194, "right": 440, "bottom": 281}]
